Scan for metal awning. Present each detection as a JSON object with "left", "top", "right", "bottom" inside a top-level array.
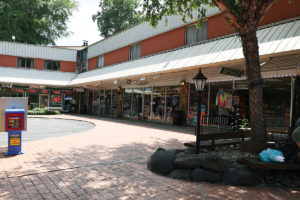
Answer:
[
  {"left": 0, "top": 66, "right": 76, "bottom": 86},
  {"left": 71, "top": 19, "right": 300, "bottom": 86}
]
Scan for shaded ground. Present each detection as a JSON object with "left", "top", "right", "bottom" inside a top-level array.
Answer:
[
  {"left": 0, "top": 114, "right": 298, "bottom": 199},
  {"left": 0, "top": 117, "right": 95, "bottom": 146}
]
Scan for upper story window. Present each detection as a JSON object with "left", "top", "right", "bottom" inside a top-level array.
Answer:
[
  {"left": 130, "top": 43, "right": 141, "bottom": 60},
  {"left": 97, "top": 55, "right": 104, "bottom": 68},
  {"left": 44, "top": 60, "right": 60, "bottom": 71},
  {"left": 17, "top": 57, "right": 34, "bottom": 69},
  {"left": 185, "top": 21, "right": 208, "bottom": 45}
]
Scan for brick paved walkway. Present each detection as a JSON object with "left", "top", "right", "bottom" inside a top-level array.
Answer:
[{"left": 0, "top": 114, "right": 299, "bottom": 200}]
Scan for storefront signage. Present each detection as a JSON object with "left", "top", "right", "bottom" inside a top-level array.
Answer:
[
  {"left": 2, "top": 84, "right": 12, "bottom": 88},
  {"left": 52, "top": 91, "right": 61, "bottom": 95},
  {"left": 220, "top": 67, "right": 243, "bottom": 77},
  {"left": 73, "top": 88, "right": 84, "bottom": 92},
  {"left": 11, "top": 89, "right": 24, "bottom": 93},
  {"left": 29, "top": 85, "right": 45, "bottom": 89},
  {"left": 40, "top": 90, "right": 49, "bottom": 94},
  {"left": 65, "top": 91, "right": 73, "bottom": 95},
  {"left": 27, "top": 89, "right": 37, "bottom": 93}
]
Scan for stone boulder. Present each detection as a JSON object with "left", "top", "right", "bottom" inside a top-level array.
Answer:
[
  {"left": 201, "top": 156, "right": 232, "bottom": 173},
  {"left": 191, "top": 168, "right": 221, "bottom": 183},
  {"left": 147, "top": 148, "right": 176, "bottom": 175},
  {"left": 175, "top": 156, "right": 202, "bottom": 169},
  {"left": 168, "top": 169, "right": 191, "bottom": 180},
  {"left": 168, "top": 149, "right": 185, "bottom": 155},
  {"left": 222, "top": 164, "right": 259, "bottom": 186}
]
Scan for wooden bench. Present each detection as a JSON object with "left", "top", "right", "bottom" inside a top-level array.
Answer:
[
  {"left": 184, "top": 130, "right": 251, "bottom": 150},
  {"left": 240, "top": 158, "right": 300, "bottom": 170}
]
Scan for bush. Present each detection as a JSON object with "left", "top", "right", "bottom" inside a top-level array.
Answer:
[{"left": 28, "top": 108, "right": 60, "bottom": 115}]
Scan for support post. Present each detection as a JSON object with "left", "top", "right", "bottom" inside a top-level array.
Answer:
[{"left": 196, "top": 91, "right": 202, "bottom": 154}]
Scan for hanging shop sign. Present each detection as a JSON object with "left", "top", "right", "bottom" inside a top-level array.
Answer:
[
  {"left": 52, "top": 91, "right": 61, "bottom": 95},
  {"left": 220, "top": 67, "right": 243, "bottom": 77},
  {"left": 29, "top": 85, "right": 45, "bottom": 89},
  {"left": 73, "top": 88, "right": 84, "bottom": 92},
  {"left": 2, "top": 84, "right": 12, "bottom": 88},
  {"left": 50, "top": 91, "right": 62, "bottom": 107}
]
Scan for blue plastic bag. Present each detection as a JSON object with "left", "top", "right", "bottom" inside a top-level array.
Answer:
[{"left": 259, "top": 148, "right": 285, "bottom": 163}]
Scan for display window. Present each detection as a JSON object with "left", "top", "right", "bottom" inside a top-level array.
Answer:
[
  {"left": 263, "top": 77, "right": 291, "bottom": 127},
  {"left": 104, "top": 90, "right": 111, "bottom": 115},
  {"left": 166, "top": 86, "right": 180, "bottom": 123},
  {"left": 49, "top": 91, "right": 62, "bottom": 109},
  {"left": 111, "top": 90, "right": 118, "bottom": 115},
  {"left": 99, "top": 90, "right": 105, "bottom": 115},
  {"left": 92, "top": 91, "right": 100, "bottom": 115},
  {"left": 123, "top": 89, "right": 133, "bottom": 117},
  {"left": 11, "top": 88, "right": 24, "bottom": 97},
  {"left": 132, "top": 88, "right": 143, "bottom": 118},
  {"left": 143, "top": 87, "right": 152, "bottom": 120},
  {"left": 152, "top": 86, "right": 166, "bottom": 121}
]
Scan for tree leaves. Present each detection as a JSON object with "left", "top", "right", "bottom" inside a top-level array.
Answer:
[
  {"left": 0, "top": 0, "right": 76, "bottom": 45},
  {"left": 92, "top": 0, "right": 142, "bottom": 38}
]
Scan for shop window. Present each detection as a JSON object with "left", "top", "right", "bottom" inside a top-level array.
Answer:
[
  {"left": 152, "top": 86, "right": 166, "bottom": 121},
  {"left": 185, "top": 21, "right": 208, "bottom": 45},
  {"left": 17, "top": 57, "right": 34, "bottom": 69},
  {"left": 123, "top": 89, "right": 133, "bottom": 117},
  {"left": 130, "top": 43, "right": 141, "bottom": 60},
  {"left": 97, "top": 55, "right": 104, "bottom": 68},
  {"left": 143, "top": 87, "right": 152, "bottom": 120},
  {"left": 44, "top": 60, "right": 60, "bottom": 71}
]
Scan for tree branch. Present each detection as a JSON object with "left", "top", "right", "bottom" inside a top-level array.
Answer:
[
  {"left": 256, "top": 0, "right": 278, "bottom": 24},
  {"left": 212, "top": 0, "right": 241, "bottom": 30}
]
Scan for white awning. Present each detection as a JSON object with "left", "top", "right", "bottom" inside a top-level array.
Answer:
[
  {"left": 71, "top": 19, "right": 300, "bottom": 85},
  {"left": 0, "top": 66, "right": 76, "bottom": 86}
]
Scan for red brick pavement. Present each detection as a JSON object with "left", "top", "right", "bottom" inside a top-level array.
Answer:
[{"left": 0, "top": 114, "right": 299, "bottom": 200}]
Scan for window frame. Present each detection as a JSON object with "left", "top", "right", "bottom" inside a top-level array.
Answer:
[
  {"left": 17, "top": 57, "right": 34, "bottom": 69},
  {"left": 129, "top": 43, "right": 141, "bottom": 60},
  {"left": 97, "top": 55, "right": 104, "bottom": 69},
  {"left": 185, "top": 20, "right": 208, "bottom": 45},
  {"left": 44, "top": 60, "right": 61, "bottom": 71}
]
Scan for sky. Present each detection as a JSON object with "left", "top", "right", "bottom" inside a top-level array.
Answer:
[{"left": 55, "top": 0, "right": 103, "bottom": 46}]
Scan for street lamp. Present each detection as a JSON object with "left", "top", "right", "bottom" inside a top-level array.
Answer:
[{"left": 193, "top": 69, "right": 207, "bottom": 154}]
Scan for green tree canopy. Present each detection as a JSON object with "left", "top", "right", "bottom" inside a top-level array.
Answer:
[
  {"left": 142, "top": 0, "right": 291, "bottom": 143},
  {"left": 0, "top": 0, "right": 77, "bottom": 45},
  {"left": 93, "top": 0, "right": 142, "bottom": 38}
]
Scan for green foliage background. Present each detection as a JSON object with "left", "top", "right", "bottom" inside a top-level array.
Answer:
[
  {"left": 0, "top": 0, "right": 77, "bottom": 45},
  {"left": 93, "top": 0, "right": 142, "bottom": 38}
]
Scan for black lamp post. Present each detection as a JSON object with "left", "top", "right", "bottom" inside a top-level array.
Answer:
[{"left": 193, "top": 69, "right": 207, "bottom": 154}]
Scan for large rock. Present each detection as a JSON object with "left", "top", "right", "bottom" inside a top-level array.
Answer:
[
  {"left": 168, "top": 169, "right": 191, "bottom": 180},
  {"left": 201, "top": 156, "right": 232, "bottom": 173},
  {"left": 147, "top": 148, "right": 176, "bottom": 175},
  {"left": 222, "top": 165, "right": 259, "bottom": 186},
  {"left": 175, "top": 156, "right": 202, "bottom": 169},
  {"left": 191, "top": 168, "right": 221, "bottom": 183},
  {"left": 168, "top": 149, "right": 185, "bottom": 155}
]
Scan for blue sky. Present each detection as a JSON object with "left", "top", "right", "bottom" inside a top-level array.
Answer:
[{"left": 55, "top": 0, "right": 103, "bottom": 46}]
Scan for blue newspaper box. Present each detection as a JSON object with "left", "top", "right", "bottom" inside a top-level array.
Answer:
[{"left": 5, "top": 109, "right": 25, "bottom": 156}]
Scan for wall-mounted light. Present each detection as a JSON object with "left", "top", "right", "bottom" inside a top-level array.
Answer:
[
  {"left": 12, "top": 36, "right": 15, "bottom": 42},
  {"left": 180, "top": 80, "right": 186, "bottom": 86},
  {"left": 113, "top": 80, "right": 118, "bottom": 84},
  {"left": 140, "top": 76, "right": 146, "bottom": 81}
]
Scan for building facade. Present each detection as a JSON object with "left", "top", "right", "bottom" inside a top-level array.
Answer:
[{"left": 1, "top": 0, "right": 300, "bottom": 127}]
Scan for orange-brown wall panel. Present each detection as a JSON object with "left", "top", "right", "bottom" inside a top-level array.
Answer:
[
  {"left": 141, "top": 27, "right": 185, "bottom": 57},
  {"left": 88, "top": 57, "right": 97, "bottom": 70},
  {"left": 104, "top": 46, "right": 129, "bottom": 66},
  {"left": 60, "top": 61, "right": 76, "bottom": 72},
  {"left": 260, "top": 0, "right": 300, "bottom": 25},
  {"left": 207, "top": 13, "right": 235, "bottom": 40},
  {"left": 0, "top": 54, "right": 17, "bottom": 67},
  {"left": 34, "top": 58, "right": 44, "bottom": 70}
]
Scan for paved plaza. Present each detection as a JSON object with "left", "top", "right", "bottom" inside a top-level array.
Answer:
[{"left": 0, "top": 114, "right": 299, "bottom": 200}]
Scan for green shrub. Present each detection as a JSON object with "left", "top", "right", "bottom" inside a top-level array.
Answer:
[{"left": 28, "top": 108, "right": 60, "bottom": 115}]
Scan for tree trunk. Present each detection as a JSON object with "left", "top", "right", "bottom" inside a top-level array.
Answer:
[{"left": 240, "top": 26, "right": 266, "bottom": 143}]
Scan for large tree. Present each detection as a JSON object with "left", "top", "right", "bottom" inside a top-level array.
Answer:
[
  {"left": 0, "top": 0, "right": 77, "bottom": 45},
  {"left": 142, "top": 0, "right": 285, "bottom": 143},
  {"left": 93, "top": 0, "right": 142, "bottom": 38}
]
